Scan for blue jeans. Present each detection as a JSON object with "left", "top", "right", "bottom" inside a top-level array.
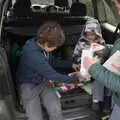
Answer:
[{"left": 20, "top": 82, "right": 63, "bottom": 120}]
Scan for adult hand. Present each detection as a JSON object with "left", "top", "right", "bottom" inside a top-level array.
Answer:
[
  {"left": 72, "top": 64, "right": 80, "bottom": 71},
  {"left": 83, "top": 56, "right": 98, "bottom": 71},
  {"left": 112, "top": 64, "right": 120, "bottom": 72}
]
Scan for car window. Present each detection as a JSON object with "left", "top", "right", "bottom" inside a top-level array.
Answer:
[
  {"left": 98, "top": 0, "right": 119, "bottom": 26},
  {"left": 30, "top": 0, "right": 70, "bottom": 10},
  {"left": 12, "top": 0, "right": 16, "bottom": 6},
  {"left": 30, "top": 0, "right": 54, "bottom": 5},
  {"left": 30, "top": 0, "right": 94, "bottom": 16}
]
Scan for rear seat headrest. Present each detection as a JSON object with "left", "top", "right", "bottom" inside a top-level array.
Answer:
[
  {"left": 70, "top": 2, "right": 86, "bottom": 16},
  {"left": 13, "top": 0, "right": 31, "bottom": 16}
]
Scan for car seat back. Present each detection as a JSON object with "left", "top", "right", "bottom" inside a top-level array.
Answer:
[
  {"left": 12, "top": 0, "right": 31, "bottom": 16},
  {"left": 70, "top": 2, "right": 86, "bottom": 16}
]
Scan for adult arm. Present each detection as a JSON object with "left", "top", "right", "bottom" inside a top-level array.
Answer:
[{"left": 89, "top": 63, "right": 120, "bottom": 94}]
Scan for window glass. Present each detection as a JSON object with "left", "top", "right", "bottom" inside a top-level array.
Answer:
[
  {"left": 30, "top": 0, "right": 54, "bottom": 5},
  {"left": 97, "top": 1, "right": 106, "bottom": 22},
  {"left": 30, "top": 0, "right": 69, "bottom": 8},
  {"left": 98, "top": 0, "right": 118, "bottom": 26},
  {"left": 30, "top": 0, "right": 94, "bottom": 16},
  {"left": 12, "top": 0, "right": 16, "bottom": 6}
]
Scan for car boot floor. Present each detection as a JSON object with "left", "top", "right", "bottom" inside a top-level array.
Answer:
[
  {"left": 63, "top": 107, "right": 97, "bottom": 120},
  {"left": 15, "top": 89, "right": 97, "bottom": 120},
  {"left": 15, "top": 107, "right": 97, "bottom": 120}
]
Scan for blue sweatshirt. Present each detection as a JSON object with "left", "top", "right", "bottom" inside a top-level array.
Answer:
[{"left": 16, "top": 38, "right": 77, "bottom": 84}]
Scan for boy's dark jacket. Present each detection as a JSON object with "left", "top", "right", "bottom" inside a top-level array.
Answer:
[
  {"left": 16, "top": 38, "right": 77, "bottom": 84},
  {"left": 90, "top": 39, "right": 120, "bottom": 106}
]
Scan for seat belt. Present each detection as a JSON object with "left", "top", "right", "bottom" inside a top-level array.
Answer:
[{"left": 112, "top": 23, "right": 120, "bottom": 42}]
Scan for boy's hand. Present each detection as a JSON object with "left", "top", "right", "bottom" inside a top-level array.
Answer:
[
  {"left": 69, "top": 72, "right": 86, "bottom": 82},
  {"left": 72, "top": 64, "right": 80, "bottom": 71}
]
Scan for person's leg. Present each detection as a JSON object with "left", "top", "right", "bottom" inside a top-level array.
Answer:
[
  {"left": 20, "top": 84, "right": 44, "bottom": 120},
  {"left": 92, "top": 81, "right": 104, "bottom": 102},
  {"left": 40, "top": 83, "right": 64, "bottom": 120},
  {"left": 92, "top": 81, "right": 104, "bottom": 111},
  {"left": 109, "top": 104, "right": 120, "bottom": 120}
]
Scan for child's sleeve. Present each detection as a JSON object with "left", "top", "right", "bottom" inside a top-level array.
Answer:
[
  {"left": 28, "top": 51, "right": 78, "bottom": 83},
  {"left": 72, "top": 40, "right": 84, "bottom": 64}
]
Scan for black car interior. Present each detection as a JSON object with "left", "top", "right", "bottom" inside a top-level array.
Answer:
[
  {"left": 1, "top": 0, "right": 120, "bottom": 119},
  {"left": 70, "top": 1, "right": 86, "bottom": 16},
  {"left": 4, "top": 0, "right": 88, "bottom": 74},
  {"left": 2, "top": 0, "right": 94, "bottom": 114}
]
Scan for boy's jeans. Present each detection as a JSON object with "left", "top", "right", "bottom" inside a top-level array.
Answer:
[{"left": 19, "top": 82, "right": 64, "bottom": 120}]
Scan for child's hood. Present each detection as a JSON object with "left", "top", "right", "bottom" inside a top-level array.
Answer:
[{"left": 80, "top": 18, "right": 102, "bottom": 39}]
